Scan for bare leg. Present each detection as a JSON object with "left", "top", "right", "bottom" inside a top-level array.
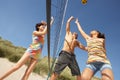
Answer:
[
  {"left": 76, "top": 75, "right": 81, "bottom": 80},
  {"left": 81, "top": 68, "right": 94, "bottom": 80},
  {"left": 21, "top": 58, "right": 37, "bottom": 80},
  {"left": 50, "top": 73, "right": 58, "bottom": 80},
  {"left": 101, "top": 68, "right": 114, "bottom": 80},
  {"left": 0, "top": 52, "right": 30, "bottom": 80}
]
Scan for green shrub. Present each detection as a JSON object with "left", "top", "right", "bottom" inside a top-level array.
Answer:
[
  {"left": 0, "top": 48, "right": 6, "bottom": 57},
  {"left": 8, "top": 53, "right": 22, "bottom": 63},
  {"left": 57, "top": 75, "right": 72, "bottom": 80}
]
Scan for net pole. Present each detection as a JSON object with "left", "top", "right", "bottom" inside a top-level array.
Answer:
[{"left": 46, "top": 0, "right": 51, "bottom": 73}]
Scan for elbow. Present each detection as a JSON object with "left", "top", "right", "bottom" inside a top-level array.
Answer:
[{"left": 85, "top": 47, "right": 88, "bottom": 51}]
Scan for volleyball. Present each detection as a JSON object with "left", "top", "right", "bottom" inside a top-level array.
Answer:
[{"left": 81, "top": 0, "right": 87, "bottom": 5}]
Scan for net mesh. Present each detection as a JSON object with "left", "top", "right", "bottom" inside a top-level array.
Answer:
[{"left": 51, "top": 0, "right": 68, "bottom": 59}]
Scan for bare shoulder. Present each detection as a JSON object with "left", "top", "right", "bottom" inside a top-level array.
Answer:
[
  {"left": 33, "top": 31, "right": 38, "bottom": 35},
  {"left": 33, "top": 31, "right": 36, "bottom": 34},
  {"left": 74, "top": 39, "right": 79, "bottom": 45},
  {"left": 73, "top": 39, "right": 78, "bottom": 42}
]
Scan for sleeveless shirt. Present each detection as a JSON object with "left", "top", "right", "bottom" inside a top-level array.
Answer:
[{"left": 86, "top": 38, "right": 110, "bottom": 64}]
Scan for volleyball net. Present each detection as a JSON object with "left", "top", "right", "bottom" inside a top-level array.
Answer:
[{"left": 46, "top": 0, "right": 68, "bottom": 79}]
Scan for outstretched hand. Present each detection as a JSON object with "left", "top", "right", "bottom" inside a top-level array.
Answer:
[
  {"left": 51, "top": 16, "right": 54, "bottom": 21},
  {"left": 67, "top": 16, "right": 75, "bottom": 22},
  {"left": 75, "top": 18, "right": 79, "bottom": 24},
  {"left": 69, "top": 16, "right": 74, "bottom": 20}
]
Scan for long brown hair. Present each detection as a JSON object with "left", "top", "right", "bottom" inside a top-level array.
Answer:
[
  {"left": 97, "top": 30, "right": 105, "bottom": 39},
  {"left": 35, "top": 21, "right": 47, "bottom": 31},
  {"left": 35, "top": 23, "right": 44, "bottom": 31}
]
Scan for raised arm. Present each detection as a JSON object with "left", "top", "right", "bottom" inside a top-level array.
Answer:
[
  {"left": 66, "top": 16, "right": 74, "bottom": 33},
  {"left": 76, "top": 41, "right": 88, "bottom": 51},
  {"left": 33, "top": 17, "right": 54, "bottom": 36},
  {"left": 75, "top": 18, "right": 90, "bottom": 39}
]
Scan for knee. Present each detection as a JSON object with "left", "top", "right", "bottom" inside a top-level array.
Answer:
[
  {"left": 102, "top": 76, "right": 111, "bottom": 80},
  {"left": 50, "top": 73, "right": 58, "bottom": 80},
  {"left": 13, "top": 64, "right": 21, "bottom": 70},
  {"left": 81, "top": 74, "right": 90, "bottom": 80},
  {"left": 102, "top": 74, "right": 113, "bottom": 80},
  {"left": 102, "top": 71, "right": 114, "bottom": 80}
]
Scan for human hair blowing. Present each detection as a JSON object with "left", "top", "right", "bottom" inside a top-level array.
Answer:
[
  {"left": 97, "top": 31, "right": 105, "bottom": 39},
  {"left": 35, "top": 23, "right": 44, "bottom": 31}
]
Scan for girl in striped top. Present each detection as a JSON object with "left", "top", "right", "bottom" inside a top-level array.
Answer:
[{"left": 75, "top": 18, "right": 114, "bottom": 80}]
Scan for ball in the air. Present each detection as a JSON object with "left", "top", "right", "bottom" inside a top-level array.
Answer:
[{"left": 81, "top": 0, "right": 87, "bottom": 5}]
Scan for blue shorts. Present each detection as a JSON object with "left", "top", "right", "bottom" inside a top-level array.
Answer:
[{"left": 86, "top": 62, "right": 112, "bottom": 75}]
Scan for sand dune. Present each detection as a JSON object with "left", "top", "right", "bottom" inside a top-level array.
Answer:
[{"left": 0, "top": 58, "right": 47, "bottom": 80}]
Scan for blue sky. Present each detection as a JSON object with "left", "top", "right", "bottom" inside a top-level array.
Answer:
[{"left": 0, "top": 0, "right": 120, "bottom": 79}]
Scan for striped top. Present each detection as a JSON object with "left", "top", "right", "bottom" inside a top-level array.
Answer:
[
  {"left": 30, "top": 34, "right": 44, "bottom": 51},
  {"left": 86, "top": 38, "right": 110, "bottom": 64}
]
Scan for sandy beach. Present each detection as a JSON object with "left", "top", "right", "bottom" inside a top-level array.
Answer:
[{"left": 0, "top": 58, "right": 47, "bottom": 80}]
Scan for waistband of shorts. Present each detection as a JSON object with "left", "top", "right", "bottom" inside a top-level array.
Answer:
[{"left": 60, "top": 50, "right": 75, "bottom": 56}]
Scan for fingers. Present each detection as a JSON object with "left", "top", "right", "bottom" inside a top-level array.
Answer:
[
  {"left": 65, "top": 16, "right": 80, "bottom": 24},
  {"left": 51, "top": 16, "right": 54, "bottom": 20},
  {"left": 70, "top": 16, "right": 74, "bottom": 20},
  {"left": 67, "top": 16, "right": 75, "bottom": 22},
  {"left": 68, "top": 16, "right": 79, "bottom": 23},
  {"left": 75, "top": 18, "right": 79, "bottom": 24}
]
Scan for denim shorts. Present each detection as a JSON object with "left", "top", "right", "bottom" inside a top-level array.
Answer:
[
  {"left": 53, "top": 50, "right": 81, "bottom": 76},
  {"left": 86, "top": 62, "right": 112, "bottom": 75}
]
